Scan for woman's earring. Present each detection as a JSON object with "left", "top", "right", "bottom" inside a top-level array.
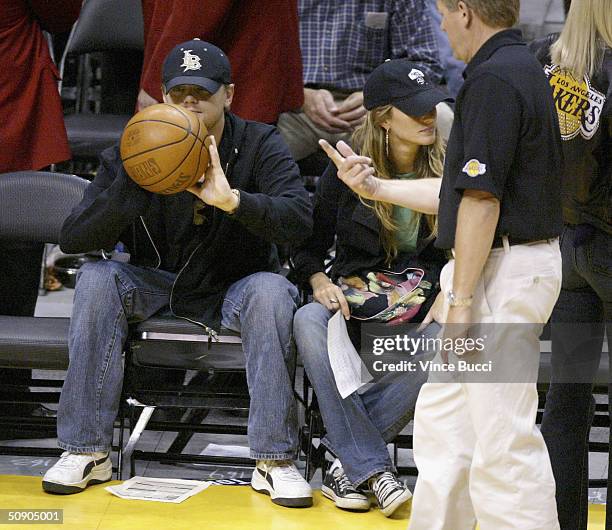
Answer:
[{"left": 385, "top": 128, "right": 390, "bottom": 158}]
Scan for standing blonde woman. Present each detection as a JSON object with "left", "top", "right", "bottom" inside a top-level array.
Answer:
[
  {"left": 292, "top": 59, "right": 450, "bottom": 517},
  {"left": 530, "top": 1, "right": 612, "bottom": 529}
]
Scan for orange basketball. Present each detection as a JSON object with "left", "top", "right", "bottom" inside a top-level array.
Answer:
[{"left": 120, "top": 103, "right": 209, "bottom": 195}]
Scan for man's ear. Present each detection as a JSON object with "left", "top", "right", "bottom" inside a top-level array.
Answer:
[
  {"left": 224, "top": 84, "right": 235, "bottom": 110},
  {"left": 456, "top": 1, "right": 473, "bottom": 28}
]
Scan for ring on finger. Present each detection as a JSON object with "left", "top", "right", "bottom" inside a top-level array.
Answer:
[{"left": 329, "top": 298, "right": 339, "bottom": 304}]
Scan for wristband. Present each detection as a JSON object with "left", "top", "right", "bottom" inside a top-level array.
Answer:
[{"left": 447, "top": 290, "right": 473, "bottom": 308}]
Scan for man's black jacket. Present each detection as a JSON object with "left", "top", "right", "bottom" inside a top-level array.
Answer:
[{"left": 60, "top": 112, "right": 313, "bottom": 333}]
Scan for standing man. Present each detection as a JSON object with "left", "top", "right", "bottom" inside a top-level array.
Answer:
[
  {"left": 278, "top": 0, "right": 447, "bottom": 163},
  {"left": 42, "top": 40, "right": 314, "bottom": 508},
  {"left": 409, "top": 1, "right": 564, "bottom": 529}
]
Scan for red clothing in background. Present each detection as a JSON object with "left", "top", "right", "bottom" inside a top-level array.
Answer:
[
  {"left": 140, "top": 0, "right": 304, "bottom": 124},
  {"left": 0, "top": 0, "right": 80, "bottom": 172}
]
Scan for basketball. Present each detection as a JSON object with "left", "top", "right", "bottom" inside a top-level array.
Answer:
[{"left": 120, "top": 103, "right": 209, "bottom": 195}]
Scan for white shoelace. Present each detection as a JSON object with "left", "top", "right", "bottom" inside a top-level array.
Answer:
[
  {"left": 333, "top": 468, "right": 357, "bottom": 494},
  {"left": 373, "top": 472, "right": 402, "bottom": 504}
]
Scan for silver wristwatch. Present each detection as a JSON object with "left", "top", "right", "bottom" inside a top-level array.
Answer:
[{"left": 447, "top": 290, "right": 473, "bottom": 307}]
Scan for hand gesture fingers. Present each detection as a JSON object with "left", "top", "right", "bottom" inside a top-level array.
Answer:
[{"left": 319, "top": 140, "right": 371, "bottom": 170}]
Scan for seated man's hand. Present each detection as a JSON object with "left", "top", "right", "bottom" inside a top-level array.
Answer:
[
  {"left": 319, "top": 139, "right": 380, "bottom": 201},
  {"left": 335, "top": 91, "right": 366, "bottom": 128},
  {"left": 187, "top": 136, "right": 238, "bottom": 213},
  {"left": 303, "top": 88, "right": 352, "bottom": 133},
  {"left": 136, "top": 88, "right": 159, "bottom": 112}
]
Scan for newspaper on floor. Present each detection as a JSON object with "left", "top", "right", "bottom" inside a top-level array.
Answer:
[
  {"left": 327, "top": 309, "right": 373, "bottom": 399},
  {"left": 106, "top": 476, "right": 210, "bottom": 503}
]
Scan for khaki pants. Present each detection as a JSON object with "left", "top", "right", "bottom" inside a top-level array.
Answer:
[
  {"left": 277, "top": 91, "right": 454, "bottom": 162},
  {"left": 408, "top": 239, "right": 562, "bottom": 530}
]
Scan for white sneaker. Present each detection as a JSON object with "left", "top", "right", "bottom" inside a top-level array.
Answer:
[
  {"left": 369, "top": 471, "right": 412, "bottom": 517},
  {"left": 321, "top": 459, "right": 370, "bottom": 511},
  {"left": 251, "top": 460, "right": 313, "bottom": 508},
  {"left": 42, "top": 451, "right": 112, "bottom": 494}
]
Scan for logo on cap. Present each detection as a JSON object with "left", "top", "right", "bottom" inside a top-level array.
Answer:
[
  {"left": 180, "top": 50, "right": 202, "bottom": 72},
  {"left": 462, "top": 159, "right": 486, "bottom": 178},
  {"left": 408, "top": 69, "right": 425, "bottom": 85}
]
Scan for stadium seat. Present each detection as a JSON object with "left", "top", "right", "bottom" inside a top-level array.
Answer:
[
  {"left": 0, "top": 171, "right": 88, "bottom": 456},
  {"left": 58, "top": 0, "right": 144, "bottom": 162}
]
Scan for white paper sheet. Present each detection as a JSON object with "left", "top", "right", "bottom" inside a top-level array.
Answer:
[
  {"left": 199, "top": 443, "right": 251, "bottom": 459},
  {"left": 327, "top": 310, "right": 373, "bottom": 399},
  {"left": 105, "top": 476, "right": 210, "bottom": 503}
]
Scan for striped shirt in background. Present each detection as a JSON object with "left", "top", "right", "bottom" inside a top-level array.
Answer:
[{"left": 299, "top": 0, "right": 443, "bottom": 91}]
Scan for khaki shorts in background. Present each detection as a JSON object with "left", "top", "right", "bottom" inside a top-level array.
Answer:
[{"left": 278, "top": 88, "right": 455, "bottom": 162}]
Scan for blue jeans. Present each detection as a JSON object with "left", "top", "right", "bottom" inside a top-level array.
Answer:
[
  {"left": 293, "top": 302, "right": 438, "bottom": 486},
  {"left": 540, "top": 225, "right": 611, "bottom": 530},
  {"left": 57, "top": 260, "right": 301, "bottom": 460}
]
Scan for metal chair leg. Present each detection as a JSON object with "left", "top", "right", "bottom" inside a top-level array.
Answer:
[
  {"left": 123, "top": 399, "right": 155, "bottom": 478},
  {"left": 117, "top": 404, "right": 126, "bottom": 480}
]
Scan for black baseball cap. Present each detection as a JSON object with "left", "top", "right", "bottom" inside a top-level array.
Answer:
[
  {"left": 363, "top": 59, "right": 453, "bottom": 116},
  {"left": 162, "top": 39, "right": 232, "bottom": 94}
]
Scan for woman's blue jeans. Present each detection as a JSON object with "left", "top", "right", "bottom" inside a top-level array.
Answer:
[
  {"left": 540, "top": 225, "right": 611, "bottom": 530},
  {"left": 294, "top": 302, "right": 438, "bottom": 486}
]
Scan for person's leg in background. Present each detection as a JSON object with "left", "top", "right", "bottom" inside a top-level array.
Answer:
[
  {"left": 541, "top": 225, "right": 611, "bottom": 530},
  {"left": 277, "top": 91, "right": 352, "bottom": 163},
  {"left": 575, "top": 228, "right": 612, "bottom": 526},
  {"left": 221, "top": 271, "right": 313, "bottom": 508},
  {"left": 0, "top": 239, "right": 44, "bottom": 420}
]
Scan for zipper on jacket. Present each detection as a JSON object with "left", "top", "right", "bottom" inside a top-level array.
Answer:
[
  {"left": 139, "top": 216, "right": 162, "bottom": 269},
  {"left": 168, "top": 240, "right": 218, "bottom": 342}
]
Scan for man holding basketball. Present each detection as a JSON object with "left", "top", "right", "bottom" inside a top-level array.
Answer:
[{"left": 43, "top": 40, "right": 314, "bottom": 508}]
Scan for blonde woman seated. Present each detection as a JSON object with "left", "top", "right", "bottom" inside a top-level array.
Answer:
[{"left": 292, "top": 59, "right": 451, "bottom": 517}]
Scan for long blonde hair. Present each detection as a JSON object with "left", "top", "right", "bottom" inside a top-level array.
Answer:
[
  {"left": 351, "top": 105, "right": 445, "bottom": 265},
  {"left": 551, "top": 0, "right": 612, "bottom": 79}
]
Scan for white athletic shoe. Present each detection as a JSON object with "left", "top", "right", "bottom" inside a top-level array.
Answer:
[
  {"left": 251, "top": 460, "right": 313, "bottom": 508},
  {"left": 369, "top": 471, "right": 412, "bottom": 517},
  {"left": 42, "top": 451, "right": 112, "bottom": 494}
]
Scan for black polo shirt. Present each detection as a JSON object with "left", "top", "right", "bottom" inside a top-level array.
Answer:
[{"left": 436, "top": 29, "right": 563, "bottom": 249}]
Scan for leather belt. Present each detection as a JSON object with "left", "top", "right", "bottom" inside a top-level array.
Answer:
[{"left": 491, "top": 235, "right": 555, "bottom": 249}]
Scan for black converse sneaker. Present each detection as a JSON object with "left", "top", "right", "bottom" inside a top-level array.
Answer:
[
  {"left": 321, "top": 459, "right": 370, "bottom": 511},
  {"left": 251, "top": 460, "right": 313, "bottom": 508},
  {"left": 42, "top": 451, "right": 112, "bottom": 494},
  {"left": 369, "top": 471, "right": 412, "bottom": 517}
]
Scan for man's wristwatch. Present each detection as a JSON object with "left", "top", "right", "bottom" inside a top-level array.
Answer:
[
  {"left": 226, "top": 188, "right": 240, "bottom": 215},
  {"left": 447, "top": 290, "right": 473, "bottom": 308}
]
